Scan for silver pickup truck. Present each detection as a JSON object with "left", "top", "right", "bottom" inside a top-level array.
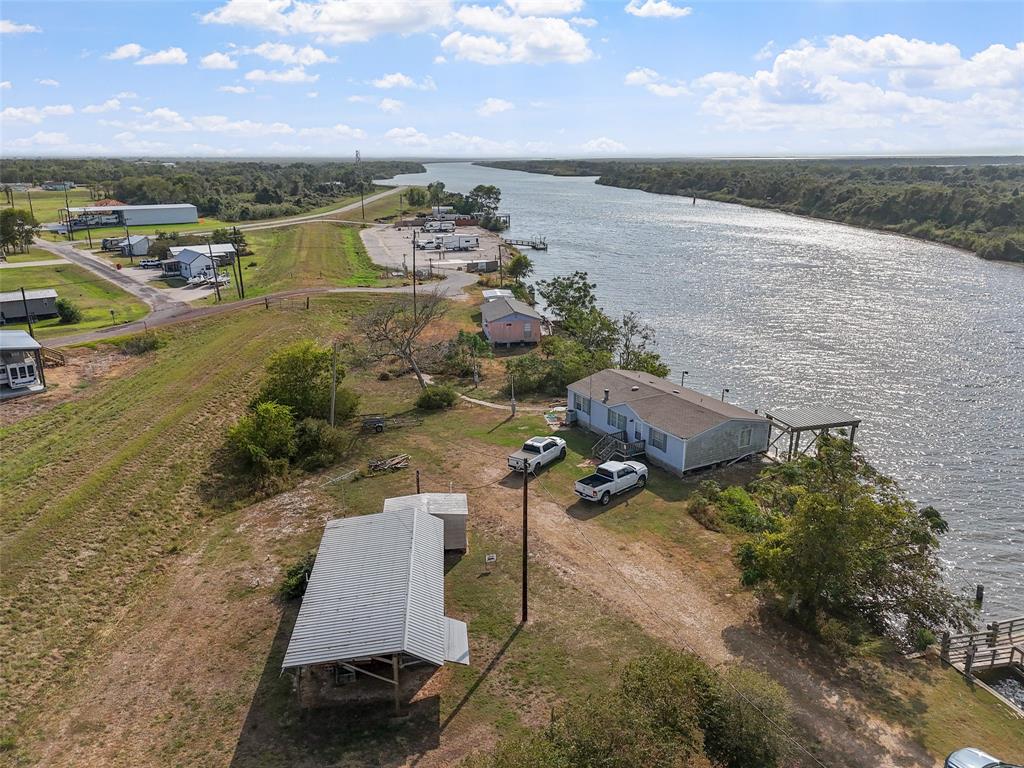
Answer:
[
  {"left": 574, "top": 460, "right": 648, "bottom": 505},
  {"left": 507, "top": 436, "right": 567, "bottom": 473}
]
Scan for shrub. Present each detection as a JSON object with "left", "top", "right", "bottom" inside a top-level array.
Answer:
[
  {"left": 280, "top": 551, "right": 316, "bottom": 600},
  {"left": 700, "top": 666, "right": 791, "bottom": 768},
  {"left": 689, "top": 494, "right": 723, "bottom": 532},
  {"left": 818, "top": 615, "right": 854, "bottom": 656},
  {"left": 55, "top": 297, "right": 82, "bottom": 325},
  {"left": 253, "top": 340, "right": 358, "bottom": 421},
  {"left": 116, "top": 331, "right": 164, "bottom": 356},
  {"left": 718, "top": 486, "right": 777, "bottom": 533},
  {"left": 697, "top": 479, "right": 721, "bottom": 503},
  {"left": 294, "top": 417, "right": 346, "bottom": 470},
  {"left": 416, "top": 384, "right": 459, "bottom": 410},
  {"left": 227, "top": 401, "right": 296, "bottom": 476},
  {"left": 912, "top": 626, "right": 936, "bottom": 652}
]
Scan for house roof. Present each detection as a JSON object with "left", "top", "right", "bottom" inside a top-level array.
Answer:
[
  {"left": 0, "top": 329, "right": 41, "bottom": 351},
  {"left": 281, "top": 507, "right": 467, "bottom": 670},
  {"left": 0, "top": 288, "right": 58, "bottom": 303},
  {"left": 168, "top": 243, "right": 235, "bottom": 263},
  {"left": 124, "top": 235, "right": 150, "bottom": 245},
  {"left": 383, "top": 493, "right": 468, "bottom": 518},
  {"left": 765, "top": 405, "right": 860, "bottom": 430},
  {"left": 569, "top": 369, "right": 766, "bottom": 440},
  {"left": 480, "top": 296, "right": 542, "bottom": 322},
  {"left": 482, "top": 289, "right": 514, "bottom": 302},
  {"left": 66, "top": 203, "right": 198, "bottom": 213}
]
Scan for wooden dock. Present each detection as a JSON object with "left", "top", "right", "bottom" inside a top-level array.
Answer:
[
  {"left": 942, "top": 615, "right": 1024, "bottom": 716},
  {"left": 503, "top": 237, "right": 548, "bottom": 251}
]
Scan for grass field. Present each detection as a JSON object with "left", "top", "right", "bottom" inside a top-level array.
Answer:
[
  {"left": 1, "top": 247, "right": 64, "bottom": 264},
  {"left": 9, "top": 187, "right": 92, "bottom": 224},
  {"left": 191, "top": 222, "right": 402, "bottom": 306},
  {"left": 0, "top": 262, "right": 147, "bottom": 338}
]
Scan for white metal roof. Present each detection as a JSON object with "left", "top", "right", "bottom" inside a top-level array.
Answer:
[
  {"left": 383, "top": 493, "right": 469, "bottom": 518},
  {"left": 282, "top": 507, "right": 465, "bottom": 670},
  {"left": 765, "top": 405, "right": 860, "bottom": 430},
  {"left": 482, "top": 289, "right": 514, "bottom": 301},
  {"left": 66, "top": 203, "right": 198, "bottom": 212},
  {"left": 0, "top": 288, "right": 58, "bottom": 303},
  {"left": 168, "top": 244, "right": 235, "bottom": 263},
  {"left": 0, "top": 329, "right": 41, "bottom": 350}
]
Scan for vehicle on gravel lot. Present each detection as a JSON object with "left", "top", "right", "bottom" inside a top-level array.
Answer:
[
  {"left": 508, "top": 436, "right": 567, "bottom": 473},
  {"left": 574, "top": 460, "right": 648, "bottom": 505},
  {"left": 139, "top": 259, "right": 161, "bottom": 268},
  {"left": 946, "top": 748, "right": 1023, "bottom": 768}
]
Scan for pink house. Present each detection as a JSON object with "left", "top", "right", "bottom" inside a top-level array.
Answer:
[{"left": 480, "top": 297, "right": 543, "bottom": 347}]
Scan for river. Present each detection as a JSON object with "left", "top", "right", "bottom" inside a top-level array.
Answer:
[{"left": 382, "top": 162, "right": 1024, "bottom": 617}]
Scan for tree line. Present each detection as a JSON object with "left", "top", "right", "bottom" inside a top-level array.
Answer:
[
  {"left": 0, "top": 158, "right": 424, "bottom": 223},
  {"left": 483, "top": 158, "right": 1024, "bottom": 263}
]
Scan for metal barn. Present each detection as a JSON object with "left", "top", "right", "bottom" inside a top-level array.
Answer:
[{"left": 383, "top": 493, "right": 469, "bottom": 551}]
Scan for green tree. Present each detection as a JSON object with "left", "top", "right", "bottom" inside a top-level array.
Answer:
[
  {"left": 618, "top": 311, "right": 670, "bottom": 376},
  {"left": 406, "top": 186, "right": 428, "bottom": 206},
  {"left": 700, "top": 667, "right": 791, "bottom": 768},
  {"left": 739, "top": 436, "right": 975, "bottom": 643},
  {"left": 535, "top": 271, "right": 597, "bottom": 321},
  {"left": 55, "top": 298, "right": 83, "bottom": 325},
  {"left": 227, "top": 401, "right": 297, "bottom": 476},
  {"left": 253, "top": 340, "right": 359, "bottom": 422},
  {"left": 505, "top": 250, "right": 533, "bottom": 282},
  {"left": 562, "top": 306, "right": 620, "bottom": 353},
  {"left": 427, "top": 180, "right": 446, "bottom": 206},
  {"left": 468, "top": 184, "right": 501, "bottom": 215},
  {"left": 0, "top": 208, "right": 38, "bottom": 254}
]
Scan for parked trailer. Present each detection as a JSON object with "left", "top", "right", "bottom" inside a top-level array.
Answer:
[
  {"left": 422, "top": 221, "right": 456, "bottom": 233},
  {"left": 441, "top": 235, "right": 479, "bottom": 251}
]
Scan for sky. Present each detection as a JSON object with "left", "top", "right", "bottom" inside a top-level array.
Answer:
[{"left": 0, "top": 0, "right": 1021, "bottom": 158}]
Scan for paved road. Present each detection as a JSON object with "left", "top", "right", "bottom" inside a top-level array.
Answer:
[{"left": 0, "top": 258, "right": 68, "bottom": 269}]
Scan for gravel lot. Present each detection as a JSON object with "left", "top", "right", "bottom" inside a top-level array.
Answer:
[{"left": 360, "top": 223, "right": 501, "bottom": 273}]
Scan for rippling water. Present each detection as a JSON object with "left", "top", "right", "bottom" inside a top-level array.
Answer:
[{"left": 384, "top": 162, "right": 1024, "bottom": 617}]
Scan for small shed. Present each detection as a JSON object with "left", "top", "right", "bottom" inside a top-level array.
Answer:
[
  {"left": 120, "top": 235, "right": 150, "bottom": 258},
  {"left": 482, "top": 289, "right": 514, "bottom": 302},
  {"left": 0, "top": 288, "right": 59, "bottom": 323},
  {"left": 383, "top": 493, "right": 468, "bottom": 551},
  {"left": 0, "top": 329, "right": 45, "bottom": 399},
  {"left": 480, "top": 296, "right": 543, "bottom": 347},
  {"left": 282, "top": 507, "right": 469, "bottom": 712}
]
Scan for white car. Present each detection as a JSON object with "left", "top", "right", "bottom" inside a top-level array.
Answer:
[
  {"left": 946, "top": 748, "right": 1022, "bottom": 768},
  {"left": 139, "top": 259, "right": 161, "bottom": 268},
  {"left": 507, "top": 436, "right": 567, "bottom": 473},
  {"left": 574, "top": 460, "right": 648, "bottom": 505}
]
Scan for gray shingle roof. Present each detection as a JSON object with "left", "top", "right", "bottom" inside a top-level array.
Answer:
[
  {"left": 282, "top": 507, "right": 457, "bottom": 670},
  {"left": 569, "top": 369, "right": 766, "bottom": 439},
  {"left": 479, "top": 296, "right": 542, "bottom": 322},
  {"left": 765, "top": 405, "right": 860, "bottom": 430}
]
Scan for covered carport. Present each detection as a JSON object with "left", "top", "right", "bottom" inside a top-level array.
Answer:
[{"left": 764, "top": 404, "right": 861, "bottom": 462}]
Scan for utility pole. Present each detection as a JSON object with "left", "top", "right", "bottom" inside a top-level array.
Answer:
[
  {"left": 20, "top": 287, "right": 34, "bottom": 338},
  {"left": 207, "top": 237, "right": 221, "bottom": 302},
  {"left": 63, "top": 182, "right": 73, "bottom": 242},
  {"left": 411, "top": 229, "right": 417, "bottom": 322},
  {"left": 329, "top": 340, "right": 339, "bottom": 426},
  {"left": 510, "top": 373, "right": 516, "bottom": 416},
  {"left": 355, "top": 150, "right": 365, "bottom": 221},
  {"left": 498, "top": 242, "right": 504, "bottom": 286},
  {"left": 233, "top": 227, "right": 246, "bottom": 299},
  {"left": 231, "top": 250, "right": 242, "bottom": 299},
  {"left": 521, "top": 464, "right": 529, "bottom": 624},
  {"left": 26, "top": 189, "right": 35, "bottom": 220},
  {"left": 123, "top": 219, "right": 132, "bottom": 263}
]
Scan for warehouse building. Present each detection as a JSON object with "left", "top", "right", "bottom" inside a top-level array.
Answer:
[
  {"left": 0, "top": 288, "right": 59, "bottom": 323},
  {"left": 63, "top": 203, "right": 199, "bottom": 227}
]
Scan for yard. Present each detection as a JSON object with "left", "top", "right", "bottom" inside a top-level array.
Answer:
[
  {"left": 2, "top": 294, "right": 1021, "bottom": 767},
  {"left": 9, "top": 187, "right": 92, "bottom": 224},
  {"left": 1, "top": 247, "right": 64, "bottom": 264},
  {"left": 0, "top": 262, "right": 147, "bottom": 338}
]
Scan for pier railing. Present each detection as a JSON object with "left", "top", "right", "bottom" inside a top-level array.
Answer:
[{"left": 941, "top": 615, "right": 1024, "bottom": 677}]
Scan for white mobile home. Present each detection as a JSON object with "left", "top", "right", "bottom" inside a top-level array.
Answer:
[
  {"left": 0, "top": 289, "right": 58, "bottom": 323},
  {"left": 568, "top": 369, "right": 770, "bottom": 475},
  {"left": 0, "top": 329, "right": 46, "bottom": 399},
  {"left": 162, "top": 243, "right": 235, "bottom": 279}
]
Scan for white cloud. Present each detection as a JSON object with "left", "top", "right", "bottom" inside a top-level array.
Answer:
[
  {"left": 250, "top": 42, "right": 335, "bottom": 66},
  {"left": 306, "top": 90, "right": 319, "bottom": 98},
  {"left": 434, "top": 55, "right": 447, "bottom": 64},
  {"left": 582, "top": 136, "right": 626, "bottom": 152},
  {"left": 105, "top": 43, "right": 143, "bottom": 60},
  {"left": 504, "top": 0, "right": 582, "bottom": 13},
  {"left": 347, "top": 95, "right": 372, "bottom": 103},
  {"left": 298, "top": 123, "right": 366, "bottom": 139},
  {"left": 624, "top": 0, "right": 692, "bottom": 19},
  {"left": 570, "top": 16, "right": 597, "bottom": 27},
  {"left": 245, "top": 67, "right": 319, "bottom": 83},
  {"left": 692, "top": 35, "right": 1024, "bottom": 146},
  {"left": 625, "top": 67, "right": 689, "bottom": 97},
  {"left": 378, "top": 97, "right": 403, "bottom": 113},
  {"left": 477, "top": 97, "right": 514, "bottom": 117},
  {"left": 116, "top": 91, "right": 138, "bottom": 99},
  {"left": 202, "top": 0, "right": 452, "bottom": 45},
  {"left": 36, "top": 79, "right": 60, "bottom": 87},
  {"left": 9, "top": 131, "right": 69, "bottom": 148},
  {"left": 188, "top": 143, "right": 246, "bottom": 156},
  {"left": 385, "top": 126, "right": 430, "bottom": 146},
  {"left": 193, "top": 115, "right": 295, "bottom": 134},
  {"left": 1, "top": 19, "right": 40, "bottom": 34},
  {"left": 371, "top": 72, "right": 436, "bottom": 90},
  {"left": 218, "top": 85, "right": 253, "bottom": 94},
  {"left": 137, "top": 47, "right": 188, "bottom": 66},
  {"left": 1, "top": 104, "right": 74, "bottom": 124},
  {"left": 0, "top": 81, "right": 10, "bottom": 90},
  {"left": 200, "top": 52, "right": 238, "bottom": 70},
  {"left": 83, "top": 98, "right": 121, "bottom": 113},
  {"left": 755, "top": 40, "right": 775, "bottom": 61},
  {"left": 113, "top": 132, "right": 169, "bottom": 153},
  {"left": 445, "top": 5, "right": 592, "bottom": 65}
]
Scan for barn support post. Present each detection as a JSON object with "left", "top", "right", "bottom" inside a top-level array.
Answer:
[
  {"left": 392, "top": 654, "right": 401, "bottom": 715},
  {"left": 34, "top": 348, "right": 45, "bottom": 387}
]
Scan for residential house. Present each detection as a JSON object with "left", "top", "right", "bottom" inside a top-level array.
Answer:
[
  {"left": 480, "top": 296, "right": 542, "bottom": 347},
  {"left": 162, "top": 243, "right": 235, "bottom": 280},
  {"left": 0, "top": 288, "right": 59, "bottom": 323},
  {"left": 567, "top": 369, "right": 770, "bottom": 475},
  {"left": 119, "top": 235, "right": 150, "bottom": 258},
  {"left": 0, "top": 329, "right": 46, "bottom": 399}
]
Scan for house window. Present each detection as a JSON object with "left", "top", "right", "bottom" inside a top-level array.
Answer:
[
  {"left": 739, "top": 427, "right": 752, "bottom": 448},
  {"left": 650, "top": 428, "right": 668, "bottom": 452},
  {"left": 523, "top": 322, "right": 532, "bottom": 335},
  {"left": 574, "top": 393, "right": 591, "bottom": 414},
  {"left": 606, "top": 409, "right": 626, "bottom": 432}
]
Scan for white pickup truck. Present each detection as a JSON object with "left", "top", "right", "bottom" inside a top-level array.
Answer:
[
  {"left": 507, "top": 436, "right": 567, "bottom": 473},
  {"left": 574, "top": 460, "right": 648, "bottom": 505}
]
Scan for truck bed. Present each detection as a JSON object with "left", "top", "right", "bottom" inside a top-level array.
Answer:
[{"left": 576, "top": 474, "right": 610, "bottom": 488}]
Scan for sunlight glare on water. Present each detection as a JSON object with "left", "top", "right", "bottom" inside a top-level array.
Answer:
[{"left": 384, "top": 162, "right": 1024, "bottom": 617}]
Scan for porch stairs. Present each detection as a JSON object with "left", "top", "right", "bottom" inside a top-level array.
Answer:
[
  {"left": 592, "top": 431, "right": 646, "bottom": 462},
  {"left": 41, "top": 347, "right": 66, "bottom": 367}
]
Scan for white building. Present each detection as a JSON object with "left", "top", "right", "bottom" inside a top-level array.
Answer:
[
  {"left": 383, "top": 493, "right": 468, "bottom": 551},
  {"left": 65, "top": 203, "right": 198, "bottom": 227},
  {"left": 161, "top": 243, "right": 235, "bottom": 279},
  {"left": 0, "top": 329, "right": 46, "bottom": 399}
]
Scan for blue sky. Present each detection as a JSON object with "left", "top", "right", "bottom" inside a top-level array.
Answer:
[{"left": 1, "top": 1, "right": 1021, "bottom": 157}]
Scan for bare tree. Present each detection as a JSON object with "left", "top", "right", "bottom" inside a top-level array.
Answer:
[{"left": 356, "top": 290, "right": 448, "bottom": 388}]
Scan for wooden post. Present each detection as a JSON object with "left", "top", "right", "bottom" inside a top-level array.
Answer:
[
  {"left": 964, "top": 645, "right": 976, "bottom": 680},
  {"left": 416, "top": 469, "right": 421, "bottom": 494},
  {"left": 20, "top": 287, "right": 34, "bottom": 338},
  {"left": 264, "top": 297, "right": 270, "bottom": 309},
  {"left": 329, "top": 341, "right": 338, "bottom": 427},
  {"left": 521, "top": 465, "right": 529, "bottom": 625},
  {"left": 940, "top": 631, "right": 950, "bottom": 660},
  {"left": 987, "top": 621, "right": 999, "bottom": 647},
  {"left": 34, "top": 348, "right": 45, "bottom": 387},
  {"left": 305, "top": 296, "right": 310, "bottom": 310},
  {"left": 392, "top": 654, "right": 401, "bottom": 715}
]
